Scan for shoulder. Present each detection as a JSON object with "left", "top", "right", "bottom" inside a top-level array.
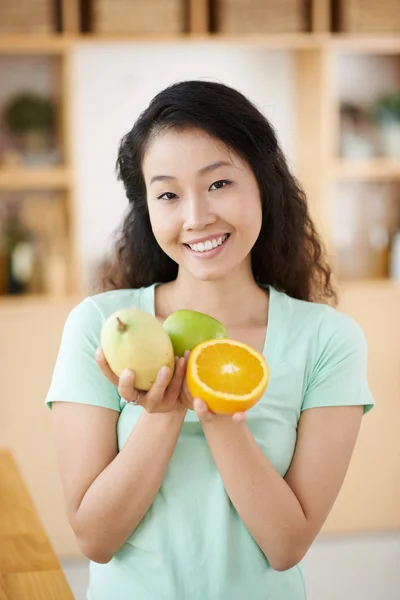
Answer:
[
  {"left": 66, "top": 285, "right": 156, "bottom": 329},
  {"left": 274, "top": 287, "right": 366, "bottom": 351},
  {"left": 271, "top": 288, "right": 368, "bottom": 385}
]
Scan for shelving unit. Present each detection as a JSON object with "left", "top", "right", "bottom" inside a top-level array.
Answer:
[
  {"left": 0, "top": 0, "right": 398, "bottom": 297},
  {"left": 0, "top": 1, "right": 398, "bottom": 297}
]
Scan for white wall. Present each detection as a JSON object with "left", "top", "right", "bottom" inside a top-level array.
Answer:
[
  {"left": 0, "top": 56, "right": 54, "bottom": 107},
  {"left": 70, "top": 43, "right": 296, "bottom": 287}
]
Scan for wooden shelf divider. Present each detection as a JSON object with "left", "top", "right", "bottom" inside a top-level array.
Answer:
[{"left": 0, "top": 167, "right": 71, "bottom": 191}]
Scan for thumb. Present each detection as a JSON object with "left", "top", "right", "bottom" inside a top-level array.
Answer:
[{"left": 193, "top": 398, "right": 212, "bottom": 422}]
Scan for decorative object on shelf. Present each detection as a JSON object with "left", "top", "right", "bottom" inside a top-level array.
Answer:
[
  {"left": 85, "top": 0, "right": 185, "bottom": 35},
  {"left": 212, "top": 0, "right": 309, "bottom": 34},
  {"left": 389, "top": 229, "right": 400, "bottom": 282},
  {"left": 0, "top": 193, "right": 70, "bottom": 297},
  {"left": 1, "top": 199, "right": 41, "bottom": 295},
  {"left": 370, "top": 90, "right": 400, "bottom": 158},
  {"left": 332, "top": 182, "right": 395, "bottom": 281},
  {"left": 2, "top": 93, "right": 58, "bottom": 166},
  {"left": 20, "top": 194, "right": 69, "bottom": 296},
  {"left": 0, "top": 0, "right": 56, "bottom": 35},
  {"left": 339, "top": 103, "right": 377, "bottom": 159},
  {"left": 333, "top": 0, "right": 400, "bottom": 33}
]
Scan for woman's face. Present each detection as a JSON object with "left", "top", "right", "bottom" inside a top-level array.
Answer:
[{"left": 142, "top": 127, "right": 262, "bottom": 282}]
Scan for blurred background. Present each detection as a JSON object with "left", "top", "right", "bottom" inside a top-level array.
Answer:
[{"left": 0, "top": 1, "right": 399, "bottom": 599}]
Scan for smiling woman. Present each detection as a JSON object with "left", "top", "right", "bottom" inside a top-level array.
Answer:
[
  {"left": 142, "top": 127, "right": 263, "bottom": 284},
  {"left": 103, "top": 80, "right": 335, "bottom": 303},
  {"left": 45, "top": 80, "right": 374, "bottom": 600}
]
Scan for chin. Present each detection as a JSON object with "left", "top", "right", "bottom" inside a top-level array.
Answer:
[{"left": 185, "top": 263, "right": 234, "bottom": 282}]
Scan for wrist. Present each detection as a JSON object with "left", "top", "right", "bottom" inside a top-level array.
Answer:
[{"left": 148, "top": 407, "right": 187, "bottom": 423}]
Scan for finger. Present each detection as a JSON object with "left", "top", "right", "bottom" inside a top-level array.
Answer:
[
  {"left": 146, "top": 364, "right": 172, "bottom": 407},
  {"left": 232, "top": 411, "right": 247, "bottom": 424},
  {"left": 165, "top": 357, "right": 186, "bottom": 398},
  {"left": 118, "top": 368, "right": 139, "bottom": 402},
  {"left": 96, "top": 348, "right": 119, "bottom": 386},
  {"left": 184, "top": 350, "right": 191, "bottom": 360},
  {"left": 193, "top": 398, "right": 213, "bottom": 422}
]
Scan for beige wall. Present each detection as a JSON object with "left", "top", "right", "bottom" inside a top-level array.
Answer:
[{"left": 0, "top": 285, "right": 399, "bottom": 558}]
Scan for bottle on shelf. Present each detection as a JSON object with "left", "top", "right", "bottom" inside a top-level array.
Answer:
[{"left": 2, "top": 201, "right": 42, "bottom": 295}]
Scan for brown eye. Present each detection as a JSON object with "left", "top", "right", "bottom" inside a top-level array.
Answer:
[
  {"left": 158, "top": 192, "right": 178, "bottom": 200},
  {"left": 209, "top": 180, "right": 231, "bottom": 191}
]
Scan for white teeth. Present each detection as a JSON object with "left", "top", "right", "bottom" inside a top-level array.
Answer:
[{"left": 188, "top": 234, "right": 228, "bottom": 253}]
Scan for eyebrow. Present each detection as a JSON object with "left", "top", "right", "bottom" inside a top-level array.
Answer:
[{"left": 149, "top": 160, "right": 233, "bottom": 185}]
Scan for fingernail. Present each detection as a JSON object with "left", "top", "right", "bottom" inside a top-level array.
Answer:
[
  {"left": 184, "top": 350, "right": 190, "bottom": 359},
  {"left": 193, "top": 399, "right": 204, "bottom": 411},
  {"left": 120, "top": 369, "right": 132, "bottom": 381},
  {"left": 95, "top": 348, "right": 103, "bottom": 360},
  {"left": 160, "top": 366, "right": 170, "bottom": 379}
]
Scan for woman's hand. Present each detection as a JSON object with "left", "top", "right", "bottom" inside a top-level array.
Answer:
[
  {"left": 96, "top": 348, "right": 188, "bottom": 414},
  {"left": 193, "top": 399, "right": 247, "bottom": 425}
]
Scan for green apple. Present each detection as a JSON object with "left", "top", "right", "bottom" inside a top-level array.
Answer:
[
  {"left": 163, "top": 309, "right": 228, "bottom": 358},
  {"left": 101, "top": 308, "right": 174, "bottom": 391}
]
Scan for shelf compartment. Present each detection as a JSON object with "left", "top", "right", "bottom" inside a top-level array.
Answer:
[
  {"left": 332, "top": 159, "right": 400, "bottom": 180},
  {"left": 0, "top": 167, "right": 71, "bottom": 190}
]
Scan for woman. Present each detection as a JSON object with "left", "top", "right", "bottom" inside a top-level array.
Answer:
[{"left": 46, "top": 80, "right": 374, "bottom": 600}]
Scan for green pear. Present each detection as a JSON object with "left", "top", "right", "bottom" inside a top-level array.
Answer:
[
  {"left": 163, "top": 309, "right": 228, "bottom": 358},
  {"left": 101, "top": 308, "right": 175, "bottom": 391}
]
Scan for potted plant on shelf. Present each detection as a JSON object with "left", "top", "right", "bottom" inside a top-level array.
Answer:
[
  {"left": 370, "top": 90, "right": 400, "bottom": 158},
  {"left": 2, "top": 93, "right": 56, "bottom": 166}
]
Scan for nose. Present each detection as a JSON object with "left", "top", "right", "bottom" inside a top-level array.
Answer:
[{"left": 182, "top": 192, "right": 217, "bottom": 232}]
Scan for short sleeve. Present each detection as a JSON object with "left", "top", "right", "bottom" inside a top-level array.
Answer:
[
  {"left": 44, "top": 297, "right": 121, "bottom": 412},
  {"left": 301, "top": 312, "right": 374, "bottom": 415}
]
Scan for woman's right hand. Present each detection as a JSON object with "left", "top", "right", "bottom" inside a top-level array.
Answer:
[{"left": 95, "top": 348, "right": 188, "bottom": 414}]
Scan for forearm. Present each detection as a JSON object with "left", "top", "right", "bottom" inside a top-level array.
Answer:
[
  {"left": 74, "top": 409, "right": 186, "bottom": 562},
  {"left": 202, "top": 417, "right": 307, "bottom": 571}
]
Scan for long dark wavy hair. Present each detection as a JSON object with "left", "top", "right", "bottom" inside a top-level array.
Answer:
[{"left": 100, "top": 80, "right": 337, "bottom": 305}]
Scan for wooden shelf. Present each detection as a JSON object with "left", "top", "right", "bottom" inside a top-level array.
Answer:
[
  {"left": 339, "top": 278, "right": 400, "bottom": 293},
  {"left": 0, "top": 35, "right": 70, "bottom": 54},
  {"left": 75, "top": 32, "right": 326, "bottom": 48},
  {"left": 0, "top": 293, "right": 83, "bottom": 309},
  {"left": 326, "top": 34, "right": 400, "bottom": 54},
  {"left": 0, "top": 32, "right": 400, "bottom": 54},
  {"left": 332, "top": 159, "right": 400, "bottom": 180},
  {"left": 0, "top": 167, "right": 72, "bottom": 190}
]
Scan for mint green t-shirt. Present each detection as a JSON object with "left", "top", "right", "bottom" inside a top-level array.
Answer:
[{"left": 45, "top": 284, "right": 374, "bottom": 600}]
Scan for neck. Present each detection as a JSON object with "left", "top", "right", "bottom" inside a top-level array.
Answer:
[{"left": 160, "top": 262, "right": 268, "bottom": 328}]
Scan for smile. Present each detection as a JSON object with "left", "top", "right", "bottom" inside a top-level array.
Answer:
[{"left": 185, "top": 234, "right": 230, "bottom": 253}]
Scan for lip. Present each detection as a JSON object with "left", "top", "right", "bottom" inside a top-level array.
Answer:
[
  {"left": 183, "top": 233, "right": 229, "bottom": 245},
  {"left": 183, "top": 233, "right": 230, "bottom": 259}
]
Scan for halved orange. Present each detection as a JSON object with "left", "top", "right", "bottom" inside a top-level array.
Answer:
[{"left": 186, "top": 338, "right": 270, "bottom": 415}]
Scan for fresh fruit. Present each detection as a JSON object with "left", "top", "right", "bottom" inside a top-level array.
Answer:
[
  {"left": 101, "top": 308, "right": 175, "bottom": 390},
  {"left": 163, "top": 309, "right": 228, "bottom": 358},
  {"left": 186, "top": 339, "right": 269, "bottom": 414}
]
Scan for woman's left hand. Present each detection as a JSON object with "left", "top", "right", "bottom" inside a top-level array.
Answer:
[{"left": 193, "top": 399, "right": 247, "bottom": 424}]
